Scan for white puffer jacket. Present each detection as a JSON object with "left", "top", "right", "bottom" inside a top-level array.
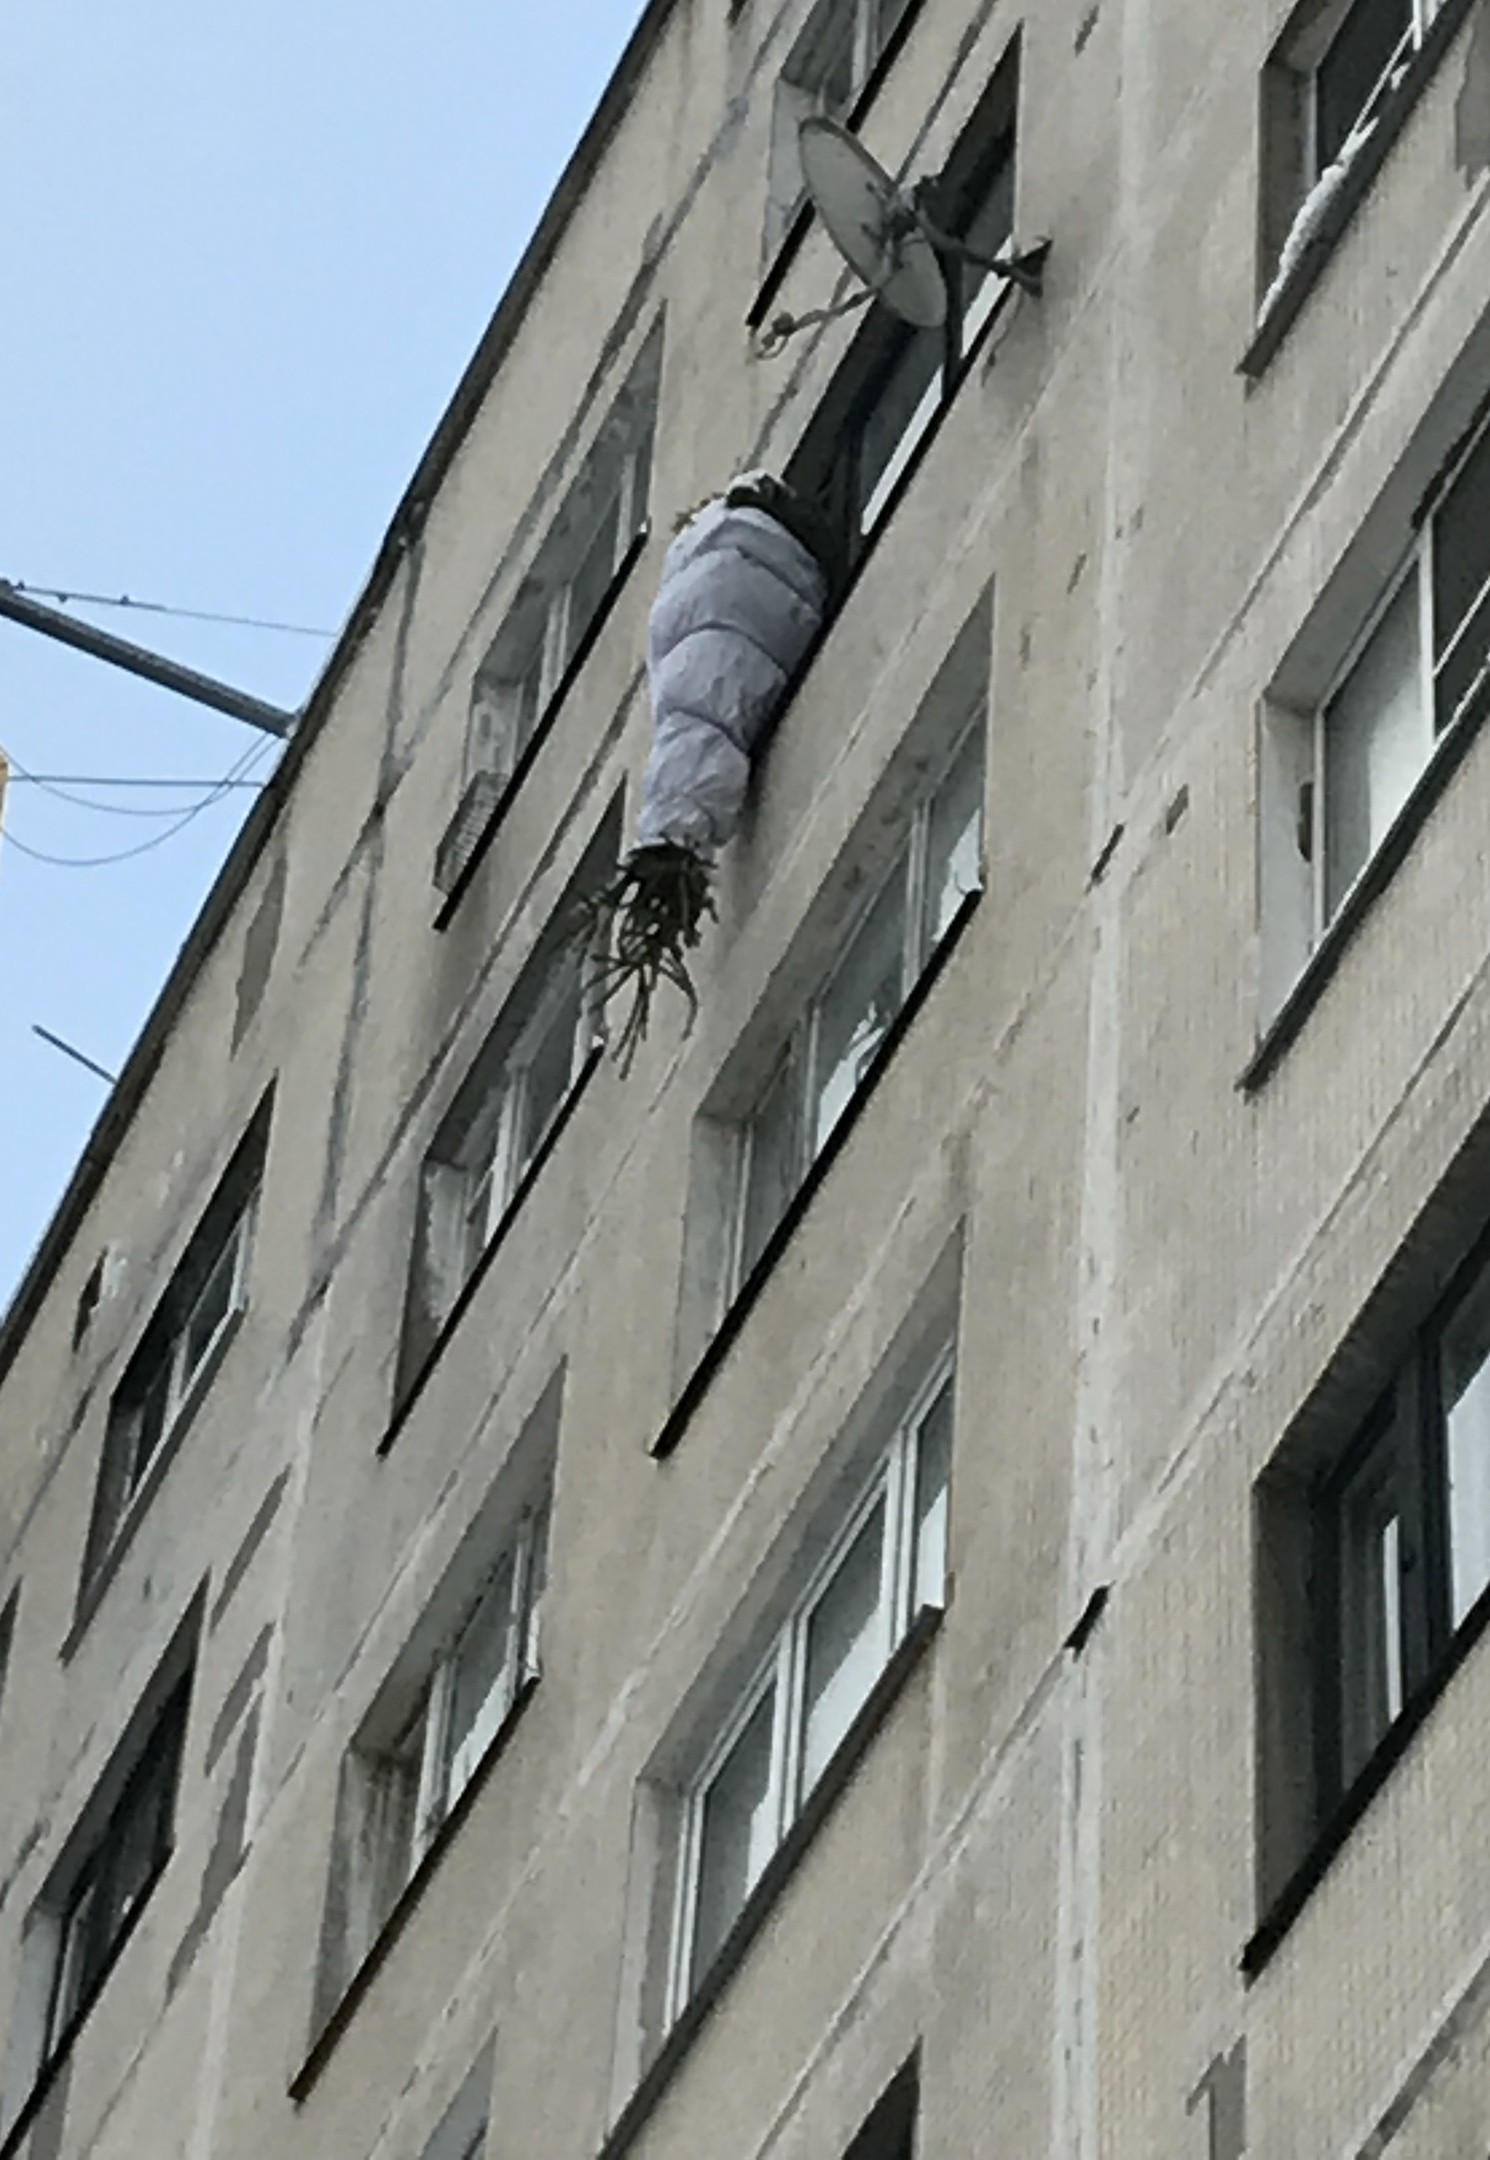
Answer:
[{"left": 635, "top": 486, "right": 828, "bottom": 853}]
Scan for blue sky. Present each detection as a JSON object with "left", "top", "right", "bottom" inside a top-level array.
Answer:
[{"left": 0, "top": 1, "right": 643, "bottom": 1311}]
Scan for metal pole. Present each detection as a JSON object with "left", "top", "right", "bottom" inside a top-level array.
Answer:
[{"left": 0, "top": 581, "right": 297, "bottom": 739}]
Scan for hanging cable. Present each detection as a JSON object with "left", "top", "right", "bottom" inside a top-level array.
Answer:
[
  {"left": 3, "top": 747, "right": 272, "bottom": 819},
  {"left": 3, "top": 735, "right": 277, "bottom": 867},
  {"left": 7, "top": 581, "right": 333, "bottom": 639}
]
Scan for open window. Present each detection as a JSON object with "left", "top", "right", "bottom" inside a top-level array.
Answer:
[{"left": 786, "top": 46, "right": 1018, "bottom": 577}]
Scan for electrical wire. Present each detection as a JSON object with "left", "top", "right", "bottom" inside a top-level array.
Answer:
[
  {"left": 4, "top": 749, "right": 265, "bottom": 820},
  {"left": 8, "top": 580, "right": 334, "bottom": 640},
  {"left": 2, "top": 735, "right": 277, "bottom": 868}
]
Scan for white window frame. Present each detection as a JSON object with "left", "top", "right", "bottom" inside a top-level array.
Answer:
[
  {"left": 138, "top": 1198, "right": 256, "bottom": 1484},
  {"left": 728, "top": 726, "right": 984, "bottom": 1302},
  {"left": 666, "top": 1350, "right": 953, "bottom": 2018},
  {"left": 465, "top": 391, "right": 652, "bottom": 798},
  {"left": 450, "top": 956, "right": 599, "bottom": 1287},
  {"left": 406, "top": 1499, "right": 550, "bottom": 1865},
  {"left": 1305, "top": 402, "right": 1490, "bottom": 937}
]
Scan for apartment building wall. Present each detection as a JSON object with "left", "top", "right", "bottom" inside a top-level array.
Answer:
[{"left": 1, "top": 1, "right": 1489, "bottom": 2157}]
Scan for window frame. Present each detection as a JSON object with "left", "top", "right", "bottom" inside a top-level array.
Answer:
[
  {"left": 726, "top": 721, "right": 985, "bottom": 1308},
  {"left": 1245, "top": 0, "right": 1475, "bottom": 373},
  {"left": 786, "top": 72, "right": 1019, "bottom": 585},
  {"left": 79, "top": 1105, "right": 270, "bottom": 1622},
  {"left": 1249, "top": 397, "right": 1490, "bottom": 1084},
  {"left": 1248, "top": 1221, "right": 1490, "bottom": 1971},
  {"left": 665, "top": 1349, "right": 953, "bottom": 2021}
]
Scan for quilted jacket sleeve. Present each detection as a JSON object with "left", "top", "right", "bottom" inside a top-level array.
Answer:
[{"left": 634, "top": 498, "right": 829, "bottom": 853}]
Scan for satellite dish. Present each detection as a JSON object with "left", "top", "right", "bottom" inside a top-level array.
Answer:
[
  {"left": 755, "top": 116, "right": 1050, "bottom": 356},
  {"left": 798, "top": 116, "right": 949, "bottom": 329}
]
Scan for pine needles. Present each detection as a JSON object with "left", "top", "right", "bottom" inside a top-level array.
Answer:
[{"left": 574, "top": 843, "right": 716, "bottom": 1074}]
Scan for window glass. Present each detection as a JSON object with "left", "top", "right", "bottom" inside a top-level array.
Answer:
[
  {"left": 1323, "top": 568, "right": 1427, "bottom": 920},
  {"left": 125, "top": 1361, "right": 175, "bottom": 1494},
  {"left": 564, "top": 491, "right": 625, "bottom": 673},
  {"left": 921, "top": 729, "right": 986, "bottom": 956},
  {"left": 956, "top": 148, "right": 1016, "bottom": 352},
  {"left": 691, "top": 1684, "right": 778, "bottom": 1986},
  {"left": 178, "top": 1219, "right": 243, "bottom": 1396},
  {"left": 49, "top": 1876, "right": 98, "bottom": 2048},
  {"left": 856, "top": 330, "right": 944, "bottom": 538},
  {"left": 1334, "top": 1426, "right": 1408, "bottom": 1784},
  {"left": 513, "top": 969, "right": 584, "bottom": 1181},
  {"left": 739, "top": 1050, "right": 802, "bottom": 1287},
  {"left": 801, "top": 1494, "right": 889, "bottom": 1788},
  {"left": 912, "top": 1377, "right": 954, "bottom": 1605},
  {"left": 443, "top": 1556, "right": 518, "bottom": 1806},
  {"left": 1314, "top": 0, "right": 1414, "bottom": 169},
  {"left": 813, "top": 871, "right": 907, "bottom": 1154},
  {"left": 1431, "top": 419, "right": 1490, "bottom": 735},
  {"left": 1440, "top": 1262, "right": 1490, "bottom": 1626}
]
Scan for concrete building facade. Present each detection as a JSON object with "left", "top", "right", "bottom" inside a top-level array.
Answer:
[{"left": 3, "top": 0, "right": 1490, "bottom": 2155}]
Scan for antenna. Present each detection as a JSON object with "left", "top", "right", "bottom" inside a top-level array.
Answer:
[{"left": 755, "top": 116, "right": 1050, "bottom": 357}]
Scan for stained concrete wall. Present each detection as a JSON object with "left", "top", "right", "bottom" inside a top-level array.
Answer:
[{"left": 2, "top": 1, "right": 1490, "bottom": 2157}]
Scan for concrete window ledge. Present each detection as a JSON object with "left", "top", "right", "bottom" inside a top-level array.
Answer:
[
  {"left": 593, "top": 1605, "right": 944, "bottom": 2160},
  {"left": 1240, "top": 0, "right": 1479, "bottom": 381}
]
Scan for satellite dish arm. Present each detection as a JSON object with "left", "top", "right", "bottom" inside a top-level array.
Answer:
[{"left": 907, "top": 182, "right": 1051, "bottom": 295}]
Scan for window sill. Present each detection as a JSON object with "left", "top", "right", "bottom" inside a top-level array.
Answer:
[
  {"left": 1240, "top": 0, "right": 1478, "bottom": 380},
  {"left": 380, "top": 1048, "right": 602, "bottom": 1457},
  {"left": 1243, "top": 1568, "right": 1490, "bottom": 1979},
  {"left": 0, "top": 1851, "right": 171, "bottom": 2160},
  {"left": 434, "top": 525, "right": 650, "bottom": 931},
  {"left": 289, "top": 1670, "right": 540, "bottom": 2104},
  {"left": 1240, "top": 687, "right": 1488, "bottom": 1092},
  {"left": 63, "top": 1306, "right": 246, "bottom": 1663},
  {"left": 652, "top": 889, "right": 979, "bottom": 1462},
  {"left": 744, "top": 0, "right": 931, "bottom": 336},
  {"left": 595, "top": 1604, "right": 943, "bottom": 2160}
]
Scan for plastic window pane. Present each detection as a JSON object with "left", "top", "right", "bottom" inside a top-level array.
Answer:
[
  {"left": 1431, "top": 418, "right": 1490, "bottom": 735},
  {"left": 912, "top": 1376, "right": 954, "bottom": 1606},
  {"left": 1334, "top": 1427, "right": 1410, "bottom": 1785},
  {"left": 1440, "top": 1259, "right": 1490, "bottom": 1627},
  {"left": 812, "top": 867, "right": 908, "bottom": 1155},
  {"left": 919, "top": 728, "right": 986, "bottom": 960},
  {"left": 856, "top": 330, "right": 944, "bottom": 538},
  {"left": 1321, "top": 567, "right": 1429, "bottom": 921},
  {"left": 690, "top": 1681, "right": 779, "bottom": 1989},
  {"left": 737, "top": 1048, "right": 802, "bottom": 1290},
  {"left": 800, "top": 1492, "right": 890, "bottom": 1790},
  {"left": 441, "top": 1553, "right": 518, "bottom": 1812},
  {"left": 512, "top": 968, "right": 584, "bottom": 1186}
]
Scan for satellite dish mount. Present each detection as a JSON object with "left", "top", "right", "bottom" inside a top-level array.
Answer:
[{"left": 755, "top": 116, "right": 1050, "bottom": 357}]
